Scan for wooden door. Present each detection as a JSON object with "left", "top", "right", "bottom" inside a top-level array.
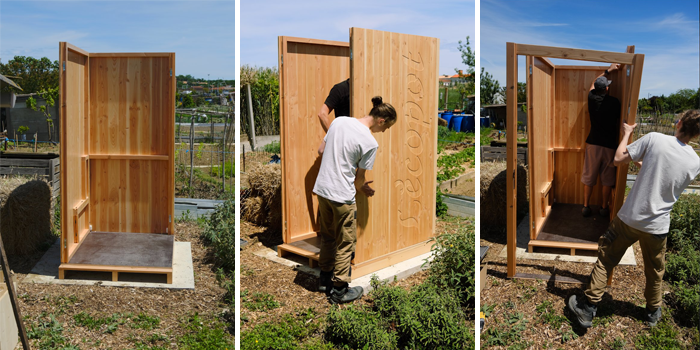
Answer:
[
  {"left": 349, "top": 28, "right": 439, "bottom": 264},
  {"left": 278, "top": 36, "right": 350, "bottom": 243},
  {"left": 59, "top": 42, "right": 90, "bottom": 263},
  {"left": 527, "top": 56, "right": 555, "bottom": 239}
]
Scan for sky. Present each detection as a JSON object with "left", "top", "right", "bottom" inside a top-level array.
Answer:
[
  {"left": 241, "top": 0, "right": 476, "bottom": 77},
  {"left": 481, "top": 0, "right": 699, "bottom": 98},
  {"left": 0, "top": 0, "right": 235, "bottom": 80}
]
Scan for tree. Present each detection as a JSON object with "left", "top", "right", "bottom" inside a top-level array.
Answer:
[
  {"left": 453, "top": 37, "right": 475, "bottom": 110},
  {"left": 497, "top": 82, "right": 527, "bottom": 105},
  {"left": 182, "top": 94, "right": 195, "bottom": 108},
  {"left": 26, "top": 86, "right": 59, "bottom": 143},
  {"left": 0, "top": 56, "right": 59, "bottom": 94},
  {"left": 481, "top": 68, "right": 501, "bottom": 105}
]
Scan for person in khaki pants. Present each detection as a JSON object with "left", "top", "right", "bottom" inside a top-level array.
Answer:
[
  {"left": 313, "top": 96, "right": 397, "bottom": 304},
  {"left": 569, "top": 110, "right": 700, "bottom": 328}
]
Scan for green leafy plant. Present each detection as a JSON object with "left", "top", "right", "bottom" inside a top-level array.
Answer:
[
  {"left": 177, "top": 314, "right": 233, "bottom": 349},
  {"left": 426, "top": 223, "right": 475, "bottom": 309},
  {"left": 437, "top": 147, "right": 475, "bottom": 182},
  {"left": 436, "top": 187, "right": 448, "bottom": 218},
  {"left": 263, "top": 140, "right": 281, "bottom": 154},
  {"left": 17, "top": 125, "right": 30, "bottom": 135},
  {"left": 201, "top": 195, "right": 236, "bottom": 271},
  {"left": 26, "top": 86, "right": 59, "bottom": 142},
  {"left": 243, "top": 291, "right": 280, "bottom": 311},
  {"left": 241, "top": 309, "right": 330, "bottom": 350}
]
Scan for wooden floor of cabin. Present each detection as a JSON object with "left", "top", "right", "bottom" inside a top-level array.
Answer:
[
  {"left": 69, "top": 232, "right": 174, "bottom": 267},
  {"left": 60, "top": 232, "right": 174, "bottom": 283},
  {"left": 535, "top": 203, "right": 610, "bottom": 244}
]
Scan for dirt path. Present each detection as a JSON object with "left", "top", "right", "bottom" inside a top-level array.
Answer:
[{"left": 8, "top": 222, "right": 234, "bottom": 349}]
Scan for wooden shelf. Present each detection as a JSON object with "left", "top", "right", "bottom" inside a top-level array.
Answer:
[{"left": 86, "top": 154, "right": 169, "bottom": 161}]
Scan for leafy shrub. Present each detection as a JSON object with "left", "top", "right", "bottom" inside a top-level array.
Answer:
[
  {"left": 201, "top": 195, "right": 235, "bottom": 271},
  {"left": 263, "top": 140, "right": 281, "bottom": 154},
  {"left": 436, "top": 188, "right": 448, "bottom": 218},
  {"left": 427, "top": 223, "right": 475, "bottom": 309},
  {"left": 212, "top": 161, "right": 235, "bottom": 177},
  {"left": 178, "top": 314, "right": 233, "bottom": 349},
  {"left": 634, "top": 318, "right": 682, "bottom": 350},
  {"left": 325, "top": 305, "right": 397, "bottom": 349},
  {"left": 668, "top": 194, "right": 699, "bottom": 250},
  {"left": 242, "top": 309, "right": 330, "bottom": 350},
  {"left": 481, "top": 127, "right": 494, "bottom": 145}
]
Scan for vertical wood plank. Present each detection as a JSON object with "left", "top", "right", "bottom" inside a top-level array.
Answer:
[{"left": 506, "top": 42, "right": 518, "bottom": 278}]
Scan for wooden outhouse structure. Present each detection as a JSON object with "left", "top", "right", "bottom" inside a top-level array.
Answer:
[
  {"left": 277, "top": 28, "right": 439, "bottom": 278},
  {"left": 58, "top": 42, "right": 176, "bottom": 283},
  {"left": 505, "top": 43, "right": 644, "bottom": 280}
]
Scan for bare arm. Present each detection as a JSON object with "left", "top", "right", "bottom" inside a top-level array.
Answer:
[
  {"left": 614, "top": 122, "right": 637, "bottom": 166},
  {"left": 318, "top": 104, "right": 332, "bottom": 133},
  {"left": 590, "top": 63, "right": 621, "bottom": 91},
  {"left": 355, "top": 168, "right": 375, "bottom": 197},
  {"left": 318, "top": 140, "right": 326, "bottom": 156}
]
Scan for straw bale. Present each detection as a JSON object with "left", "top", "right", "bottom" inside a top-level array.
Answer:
[
  {"left": 245, "top": 164, "right": 282, "bottom": 229},
  {"left": 0, "top": 178, "right": 53, "bottom": 255},
  {"left": 480, "top": 160, "right": 528, "bottom": 234},
  {"left": 242, "top": 196, "right": 266, "bottom": 226}
]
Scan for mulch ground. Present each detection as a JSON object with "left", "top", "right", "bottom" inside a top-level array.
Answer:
[
  {"left": 6, "top": 222, "right": 234, "bottom": 349},
  {"left": 480, "top": 229, "right": 698, "bottom": 349}
]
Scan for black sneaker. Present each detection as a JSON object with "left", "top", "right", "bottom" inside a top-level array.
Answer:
[
  {"left": 582, "top": 206, "right": 592, "bottom": 217},
  {"left": 318, "top": 271, "right": 333, "bottom": 295},
  {"left": 329, "top": 284, "right": 364, "bottom": 304},
  {"left": 568, "top": 294, "right": 596, "bottom": 328},
  {"left": 600, "top": 207, "right": 610, "bottom": 217},
  {"left": 647, "top": 307, "right": 662, "bottom": 327}
]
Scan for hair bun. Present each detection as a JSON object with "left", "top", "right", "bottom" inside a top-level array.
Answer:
[{"left": 371, "top": 96, "right": 383, "bottom": 108}]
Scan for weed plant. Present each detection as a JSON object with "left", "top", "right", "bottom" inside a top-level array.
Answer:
[
  {"left": 426, "top": 223, "right": 475, "bottom": 310},
  {"left": 240, "top": 309, "right": 330, "bottom": 350},
  {"left": 435, "top": 187, "right": 448, "bottom": 218},
  {"left": 200, "top": 195, "right": 236, "bottom": 272},
  {"left": 437, "top": 147, "right": 475, "bottom": 182}
]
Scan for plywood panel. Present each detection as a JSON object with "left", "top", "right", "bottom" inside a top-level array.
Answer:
[
  {"left": 278, "top": 37, "right": 350, "bottom": 242},
  {"left": 350, "top": 28, "right": 438, "bottom": 265},
  {"left": 90, "top": 160, "right": 168, "bottom": 233},
  {"left": 528, "top": 57, "right": 554, "bottom": 238},
  {"left": 60, "top": 43, "right": 89, "bottom": 262},
  {"left": 89, "top": 57, "right": 170, "bottom": 156}
]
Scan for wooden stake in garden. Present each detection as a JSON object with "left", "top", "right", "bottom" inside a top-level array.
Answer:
[
  {"left": 189, "top": 114, "right": 194, "bottom": 196},
  {"left": 0, "top": 229, "right": 31, "bottom": 350}
]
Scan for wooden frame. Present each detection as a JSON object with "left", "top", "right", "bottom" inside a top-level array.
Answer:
[
  {"left": 277, "top": 29, "right": 439, "bottom": 278},
  {"left": 506, "top": 43, "right": 644, "bottom": 281},
  {"left": 59, "top": 42, "right": 176, "bottom": 282}
]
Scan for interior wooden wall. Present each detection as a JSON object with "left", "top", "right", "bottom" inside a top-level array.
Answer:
[
  {"left": 527, "top": 56, "right": 554, "bottom": 238},
  {"left": 349, "top": 28, "right": 438, "bottom": 265},
  {"left": 552, "top": 66, "right": 627, "bottom": 205},
  {"left": 278, "top": 37, "right": 350, "bottom": 243},
  {"left": 88, "top": 57, "right": 172, "bottom": 234},
  {"left": 60, "top": 43, "right": 90, "bottom": 262}
]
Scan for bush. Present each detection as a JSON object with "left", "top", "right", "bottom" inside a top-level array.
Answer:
[
  {"left": 201, "top": 195, "right": 235, "bottom": 271},
  {"left": 325, "top": 305, "right": 397, "bottom": 349},
  {"left": 436, "top": 188, "right": 448, "bottom": 218},
  {"left": 241, "top": 309, "right": 331, "bottom": 350},
  {"left": 668, "top": 194, "right": 699, "bottom": 249},
  {"left": 427, "top": 223, "right": 475, "bottom": 310},
  {"left": 263, "top": 140, "right": 281, "bottom": 154}
]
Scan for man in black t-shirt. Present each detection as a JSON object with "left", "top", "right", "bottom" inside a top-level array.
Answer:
[
  {"left": 581, "top": 63, "right": 622, "bottom": 217},
  {"left": 318, "top": 78, "right": 350, "bottom": 132}
]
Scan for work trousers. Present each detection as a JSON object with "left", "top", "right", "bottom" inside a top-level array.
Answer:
[
  {"left": 317, "top": 196, "right": 357, "bottom": 286},
  {"left": 585, "top": 216, "right": 667, "bottom": 310}
]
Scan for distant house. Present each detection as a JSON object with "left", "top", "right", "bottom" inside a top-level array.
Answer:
[
  {"left": 439, "top": 70, "right": 471, "bottom": 86},
  {"left": 482, "top": 102, "right": 527, "bottom": 129}
]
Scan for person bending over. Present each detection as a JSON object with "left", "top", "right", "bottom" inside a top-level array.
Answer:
[
  {"left": 313, "top": 96, "right": 396, "bottom": 304},
  {"left": 569, "top": 110, "right": 700, "bottom": 328}
]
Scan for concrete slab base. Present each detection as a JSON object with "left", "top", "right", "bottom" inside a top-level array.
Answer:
[
  {"left": 22, "top": 240, "right": 195, "bottom": 290},
  {"left": 497, "top": 214, "right": 636, "bottom": 266},
  {"left": 253, "top": 246, "right": 433, "bottom": 295},
  {"left": 0, "top": 287, "right": 18, "bottom": 350}
]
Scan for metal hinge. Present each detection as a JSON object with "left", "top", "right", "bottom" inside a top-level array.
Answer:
[
  {"left": 627, "top": 67, "right": 630, "bottom": 76},
  {"left": 169, "top": 215, "right": 172, "bottom": 223},
  {"left": 280, "top": 54, "right": 283, "bottom": 65},
  {"left": 350, "top": 50, "right": 353, "bottom": 60},
  {"left": 529, "top": 65, "right": 532, "bottom": 75},
  {"left": 170, "top": 69, "right": 173, "bottom": 77},
  {"left": 63, "top": 238, "right": 67, "bottom": 249},
  {"left": 532, "top": 221, "right": 535, "bottom": 229},
  {"left": 63, "top": 61, "right": 66, "bottom": 71},
  {"left": 166, "top": 228, "right": 169, "bottom": 234}
]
